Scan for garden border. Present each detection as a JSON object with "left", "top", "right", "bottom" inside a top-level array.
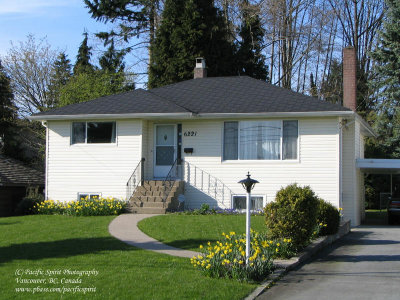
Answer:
[{"left": 245, "top": 220, "right": 351, "bottom": 300}]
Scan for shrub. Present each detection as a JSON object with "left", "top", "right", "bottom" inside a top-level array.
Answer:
[
  {"left": 191, "top": 230, "right": 294, "bottom": 282},
  {"left": 33, "top": 197, "right": 127, "bottom": 216},
  {"left": 15, "top": 188, "right": 44, "bottom": 215},
  {"left": 264, "top": 184, "right": 319, "bottom": 251},
  {"left": 317, "top": 199, "right": 340, "bottom": 236}
]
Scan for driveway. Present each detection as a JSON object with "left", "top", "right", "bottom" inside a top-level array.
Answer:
[{"left": 257, "top": 226, "right": 400, "bottom": 300}]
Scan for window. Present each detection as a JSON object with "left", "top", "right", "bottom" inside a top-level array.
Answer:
[
  {"left": 232, "top": 195, "right": 265, "bottom": 211},
  {"left": 223, "top": 120, "right": 298, "bottom": 160},
  {"left": 72, "top": 122, "right": 116, "bottom": 144},
  {"left": 78, "top": 193, "right": 101, "bottom": 200}
]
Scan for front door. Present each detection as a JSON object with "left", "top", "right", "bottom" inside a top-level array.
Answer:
[{"left": 154, "top": 124, "right": 176, "bottom": 178}]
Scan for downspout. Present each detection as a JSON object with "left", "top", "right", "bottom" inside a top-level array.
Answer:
[
  {"left": 339, "top": 118, "right": 343, "bottom": 212},
  {"left": 42, "top": 121, "right": 49, "bottom": 200}
]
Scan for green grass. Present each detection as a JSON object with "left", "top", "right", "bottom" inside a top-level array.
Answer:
[
  {"left": 0, "top": 215, "right": 257, "bottom": 299},
  {"left": 138, "top": 214, "right": 267, "bottom": 251}
]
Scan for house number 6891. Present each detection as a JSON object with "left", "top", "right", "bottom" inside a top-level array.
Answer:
[{"left": 184, "top": 131, "right": 197, "bottom": 136}]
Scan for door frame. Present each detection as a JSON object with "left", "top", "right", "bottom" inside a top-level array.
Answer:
[{"left": 153, "top": 124, "right": 177, "bottom": 179}]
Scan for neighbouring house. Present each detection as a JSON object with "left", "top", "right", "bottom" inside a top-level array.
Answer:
[
  {"left": 0, "top": 155, "right": 44, "bottom": 217},
  {"left": 29, "top": 48, "right": 377, "bottom": 226}
]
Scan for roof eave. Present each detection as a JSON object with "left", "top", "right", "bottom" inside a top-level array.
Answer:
[
  {"left": 197, "top": 111, "right": 354, "bottom": 118},
  {"left": 29, "top": 111, "right": 354, "bottom": 121},
  {"left": 28, "top": 112, "right": 194, "bottom": 121}
]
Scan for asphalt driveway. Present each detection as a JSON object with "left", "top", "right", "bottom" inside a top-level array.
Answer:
[{"left": 257, "top": 226, "right": 400, "bottom": 300}]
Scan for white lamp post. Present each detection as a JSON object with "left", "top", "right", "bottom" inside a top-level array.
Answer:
[{"left": 238, "top": 172, "right": 259, "bottom": 265}]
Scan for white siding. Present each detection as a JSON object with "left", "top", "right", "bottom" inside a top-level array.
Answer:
[
  {"left": 341, "top": 120, "right": 365, "bottom": 226},
  {"left": 341, "top": 121, "right": 356, "bottom": 223},
  {"left": 144, "top": 118, "right": 340, "bottom": 210},
  {"left": 46, "top": 120, "right": 143, "bottom": 201}
]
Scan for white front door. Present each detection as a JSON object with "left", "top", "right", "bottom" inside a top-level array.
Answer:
[{"left": 154, "top": 124, "right": 177, "bottom": 178}]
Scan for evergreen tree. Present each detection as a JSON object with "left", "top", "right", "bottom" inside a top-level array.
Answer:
[
  {"left": 84, "top": 0, "right": 159, "bottom": 56},
  {"left": 320, "top": 60, "right": 343, "bottom": 104},
  {"left": 236, "top": 1, "right": 268, "bottom": 81},
  {"left": 74, "top": 32, "right": 94, "bottom": 74},
  {"left": 99, "top": 41, "right": 125, "bottom": 73},
  {"left": 53, "top": 52, "right": 72, "bottom": 86},
  {"left": 0, "top": 60, "right": 15, "bottom": 152},
  {"left": 148, "top": 0, "right": 236, "bottom": 88},
  {"left": 48, "top": 52, "right": 72, "bottom": 104},
  {"left": 369, "top": 0, "right": 400, "bottom": 158},
  {"left": 309, "top": 73, "right": 318, "bottom": 97}
]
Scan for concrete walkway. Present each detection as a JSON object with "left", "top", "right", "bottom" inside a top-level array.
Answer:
[
  {"left": 108, "top": 214, "right": 200, "bottom": 258},
  {"left": 257, "top": 225, "right": 400, "bottom": 300}
]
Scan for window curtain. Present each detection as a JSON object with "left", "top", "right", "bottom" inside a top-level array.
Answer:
[
  {"left": 239, "top": 121, "right": 281, "bottom": 160},
  {"left": 283, "top": 121, "right": 298, "bottom": 160}
]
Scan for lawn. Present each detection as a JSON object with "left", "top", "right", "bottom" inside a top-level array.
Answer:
[
  {"left": 138, "top": 214, "right": 267, "bottom": 251},
  {"left": 0, "top": 215, "right": 257, "bottom": 299}
]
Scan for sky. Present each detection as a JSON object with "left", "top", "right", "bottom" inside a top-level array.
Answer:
[
  {"left": 0, "top": 0, "right": 112, "bottom": 58},
  {"left": 0, "top": 0, "right": 148, "bottom": 86}
]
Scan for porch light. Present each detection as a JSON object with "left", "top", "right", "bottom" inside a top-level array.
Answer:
[{"left": 238, "top": 172, "right": 259, "bottom": 265}]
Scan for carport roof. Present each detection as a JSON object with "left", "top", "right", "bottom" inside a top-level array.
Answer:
[{"left": 356, "top": 159, "right": 400, "bottom": 174}]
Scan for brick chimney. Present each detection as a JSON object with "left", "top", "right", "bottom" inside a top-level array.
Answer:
[
  {"left": 194, "top": 58, "right": 207, "bottom": 79},
  {"left": 342, "top": 47, "right": 357, "bottom": 111}
]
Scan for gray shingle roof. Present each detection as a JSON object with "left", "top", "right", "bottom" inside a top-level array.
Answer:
[
  {"left": 0, "top": 155, "right": 44, "bottom": 186},
  {"left": 33, "top": 76, "right": 350, "bottom": 117}
]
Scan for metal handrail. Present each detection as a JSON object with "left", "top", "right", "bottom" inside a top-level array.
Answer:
[
  {"left": 161, "top": 158, "right": 182, "bottom": 202},
  {"left": 182, "top": 160, "right": 233, "bottom": 208},
  {"left": 126, "top": 158, "right": 145, "bottom": 200}
]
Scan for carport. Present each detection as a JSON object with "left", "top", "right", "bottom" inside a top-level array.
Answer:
[
  {"left": 356, "top": 159, "right": 400, "bottom": 222},
  {"left": 356, "top": 158, "right": 400, "bottom": 195}
]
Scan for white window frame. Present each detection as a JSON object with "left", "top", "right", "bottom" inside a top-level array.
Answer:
[
  {"left": 231, "top": 194, "right": 266, "bottom": 211},
  {"left": 222, "top": 120, "right": 299, "bottom": 162},
  {"left": 70, "top": 121, "right": 117, "bottom": 145},
  {"left": 77, "top": 192, "right": 102, "bottom": 201}
]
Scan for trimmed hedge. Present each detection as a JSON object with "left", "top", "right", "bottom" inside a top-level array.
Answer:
[
  {"left": 317, "top": 198, "right": 340, "bottom": 236},
  {"left": 264, "top": 184, "right": 319, "bottom": 250}
]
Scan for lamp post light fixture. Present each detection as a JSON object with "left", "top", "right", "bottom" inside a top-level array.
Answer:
[{"left": 238, "top": 172, "right": 259, "bottom": 265}]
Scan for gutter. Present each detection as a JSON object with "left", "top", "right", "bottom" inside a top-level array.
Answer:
[{"left": 28, "top": 111, "right": 355, "bottom": 121}]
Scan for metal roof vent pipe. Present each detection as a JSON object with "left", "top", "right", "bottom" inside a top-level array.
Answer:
[
  {"left": 194, "top": 57, "right": 207, "bottom": 79},
  {"left": 342, "top": 47, "right": 357, "bottom": 112}
]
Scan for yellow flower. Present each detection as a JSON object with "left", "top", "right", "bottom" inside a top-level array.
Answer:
[
  {"left": 206, "top": 264, "right": 211, "bottom": 269},
  {"left": 199, "top": 245, "right": 203, "bottom": 249}
]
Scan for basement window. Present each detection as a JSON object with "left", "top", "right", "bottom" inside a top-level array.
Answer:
[
  {"left": 78, "top": 193, "right": 101, "bottom": 201},
  {"left": 72, "top": 122, "right": 116, "bottom": 144}
]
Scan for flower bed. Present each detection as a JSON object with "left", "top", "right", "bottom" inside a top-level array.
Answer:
[
  {"left": 191, "top": 230, "right": 294, "bottom": 282},
  {"left": 33, "top": 197, "right": 127, "bottom": 216}
]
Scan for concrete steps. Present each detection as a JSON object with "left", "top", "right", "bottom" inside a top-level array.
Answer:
[{"left": 127, "top": 180, "right": 184, "bottom": 214}]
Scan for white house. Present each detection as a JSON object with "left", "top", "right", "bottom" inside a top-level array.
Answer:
[{"left": 30, "top": 49, "right": 375, "bottom": 226}]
